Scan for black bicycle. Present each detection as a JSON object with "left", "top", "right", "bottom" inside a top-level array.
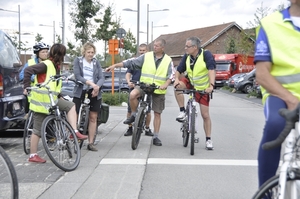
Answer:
[
  {"left": 0, "top": 145, "right": 19, "bottom": 199},
  {"left": 175, "top": 88, "right": 211, "bottom": 155},
  {"left": 131, "top": 81, "right": 159, "bottom": 150},
  {"left": 26, "top": 75, "right": 81, "bottom": 171}
]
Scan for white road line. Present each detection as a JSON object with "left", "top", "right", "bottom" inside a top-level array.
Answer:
[{"left": 100, "top": 158, "right": 258, "bottom": 166}]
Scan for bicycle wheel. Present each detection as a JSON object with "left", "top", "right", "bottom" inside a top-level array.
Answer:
[
  {"left": 132, "top": 106, "right": 146, "bottom": 150},
  {"left": 78, "top": 106, "right": 89, "bottom": 149},
  {"left": 252, "top": 174, "right": 300, "bottom": 199},
  {"left": 190, "top": 107, "right": 196, "bottom": 155},
  {"left": 0, "top": 145, "right": 19, "bottom": 199},
  {"left": 23, "top": 110, "right": 33, "bottom": 154},
  {"left": 182, "top": 105, "right": 189, "bottom": 147},
  {"left": 41, "top": 115, "right": 81, "bottom": 171}
]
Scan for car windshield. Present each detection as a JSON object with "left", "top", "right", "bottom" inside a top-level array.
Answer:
[
  {"left": 216, "top": 63, "right": 230, "bottom": 71},
  {"left": 0, "top": 30, "right": 20, "bottom": 68}
]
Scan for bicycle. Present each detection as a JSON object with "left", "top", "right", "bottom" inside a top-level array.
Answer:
[
  {"left": 0, "top": 145, "right": 19, "bottom": 199},
  {"left": 175, "top": 88, "right": 211, "bottom": 155},
  {"left": 131, "top": 81, "right": 159, "bottom": 150},
  {"left": 26, "top": 74, "right": 81, "bottom": 171},
  {"left": 252, "top": 103, "right": 300, "bottom": 199}
]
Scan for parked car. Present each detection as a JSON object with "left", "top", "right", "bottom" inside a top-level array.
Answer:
[
  {"left": 234, "top": 68, "right": 256, "bottom": 93},
  {"left": 0, "top": 30, "right": 26, "bottom": 131},
  {"left": 102, "top": 77, "right": 129, "bottom": 94},
  {"left": 227, "top": 73, "right": 246, "bottom": 88}
]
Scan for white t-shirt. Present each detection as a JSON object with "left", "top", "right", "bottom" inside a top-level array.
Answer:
[{"left": 82, "top": 58, "right": 94, "bottom": 90}]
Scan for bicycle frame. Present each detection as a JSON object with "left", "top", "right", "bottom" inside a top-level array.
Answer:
[{"left": 186, "top": 92, "right": 199, "bottom": 142}]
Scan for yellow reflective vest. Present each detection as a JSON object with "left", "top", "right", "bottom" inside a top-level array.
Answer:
[
  {"left": 27, "top": 59, "right": 37, "bottom": 102},
  {"left": 186, "top": 50, "right": 209, "bottom": 90},
  {"left": 29, "top": 60, "right": 61, "bottom": 114},
  {"left": 140, "top": 52, "right": 172, "bottom": 94},
  {"left": 259, "top": 11, "right": 300, "bottom": 104}
]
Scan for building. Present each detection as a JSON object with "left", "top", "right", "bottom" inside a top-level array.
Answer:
[{"left": 151, "top": 22, "right": 255, "bottom": 66}]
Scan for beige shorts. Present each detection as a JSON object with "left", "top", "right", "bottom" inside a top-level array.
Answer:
[{"left": 32, "top": 99, "right": 74, "bottom": 137}]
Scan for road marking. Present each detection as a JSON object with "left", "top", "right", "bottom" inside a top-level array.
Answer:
[{"left": 100, "top": 158, "right": 258, "bottom": 166}]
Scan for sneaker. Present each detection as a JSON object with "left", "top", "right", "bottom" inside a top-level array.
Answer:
[
  {"left": 144, "top": 128, "right": 154, "bottom": 136},
  {"left": 153, "top": 137, "right": 162, "bottom": 146},
  {"left": 124, "top": 127, "right": 133, "bottom": 136},
  {"left": 123, "top": 115, "right": 135, "bottom": 125},
  {"left": 205, "top": 140, "right": 214, "bottom": 150},
  {"left": 29, "top": 154, "right": 46, "bottom": 163},
  {"left": 176, "top": 111, "right": 185, "bottom": 121},
  {"left": 87, "top": 143, "right": 98, "bottom": 151},
  {"left": 70, "top": 132, "right": 88, "bottom": 140}
]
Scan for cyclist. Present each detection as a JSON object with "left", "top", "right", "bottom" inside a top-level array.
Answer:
[
  {"left": 73, "top": 42, "right": 104, "bottom": 151},
  {"left": 173, "top": 37, "right": 215, "bottom": 150},
  {"left": 124, "top": 43, "right": 153, "bottom": 137},
  {"left": 106, "top": 39, "right": 173, "bottom": 146},
  {"left": 255, "top": 1, "right": 300, "bottom": 187},
  {"left": 23, "top": 44, "right": 87, "bottom": 163},
  {"left": 19, "top": 42, "right": 49, "bottom": 112}
]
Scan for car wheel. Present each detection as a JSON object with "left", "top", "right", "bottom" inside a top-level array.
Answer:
[{"left": 243, "top": 84, "right": 253, "bottom": 94}]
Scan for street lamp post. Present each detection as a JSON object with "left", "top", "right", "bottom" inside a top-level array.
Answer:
[
  {"left": 39, "top": 21, "right": 55, "bottom": 44},
  {"left": 146, "top": 5, "right": 169, "bottom": 45},
  {"left": 151, "top": 22, "right": 168, "bottom": 46},
  {"left": 123, "top": 0, "right": 140, "bottom": 54},
  {"left": 0, "top": 5, "right": 21, "bottom": 56}
]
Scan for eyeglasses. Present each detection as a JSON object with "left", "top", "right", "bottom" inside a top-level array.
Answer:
[{"left": 185, "top": 45, "right": 194, "bottom": 48}]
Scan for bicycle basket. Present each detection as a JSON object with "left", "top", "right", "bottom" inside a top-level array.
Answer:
[{"left": 140, "top": 83, "right": 155, "bottom": 94}]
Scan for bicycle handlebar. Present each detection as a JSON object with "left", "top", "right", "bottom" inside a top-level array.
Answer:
[
  {"left": 262, "top": 103, "right": 300, "bottom": 150},
  {"left": 175, "top": 88, "right": 213, "bottom": 99},
  {"left": 130, "top": 80, "right": 160, "bottom": 89},
  {"left": 26, "top": 74, "right": 69, "bottom": 91}
]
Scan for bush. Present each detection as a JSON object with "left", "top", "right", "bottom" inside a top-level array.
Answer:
[
  {"left": 247, "top": 90, "right": 259, "bottom": 98},
  {"left": 102, "top": 92, "right": 129, "bottom": 106}
]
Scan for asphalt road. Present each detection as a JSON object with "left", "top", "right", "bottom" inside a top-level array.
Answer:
[{"left": 0, "top": 87, "right": 264, "bottom": 199}]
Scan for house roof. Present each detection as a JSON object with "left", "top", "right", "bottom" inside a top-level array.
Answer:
[{"left": 154, "top": 22, "right": 243, "bottom": 57}]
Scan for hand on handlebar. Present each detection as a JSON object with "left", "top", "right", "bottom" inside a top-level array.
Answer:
[{"left": 205, "top": 86, "right": 214, "bottom": 93}]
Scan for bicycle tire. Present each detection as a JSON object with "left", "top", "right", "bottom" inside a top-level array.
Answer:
[
  {"left": 0, "top": 145, "right": 19, "bottom": 199},
  {"left": 132, "top": 106, "right": 146, "bottom": 150},
  {"left": 252, "top": 174, "right": 300, "bottom": 199},
  {"left": 79, "top": 107, "right": 89, "bottom": 149},
  {"left": 190, "top": 107, "right": 196, "bottom": 155},
  {"left": 23, "top": 110, "right": 33, "bottom": 155},
  {"left": 41, "top": 115, "right": 81, "bottom": 171},
  {"left": 182, "top": 105, "right": 189, "bottom": 147}
]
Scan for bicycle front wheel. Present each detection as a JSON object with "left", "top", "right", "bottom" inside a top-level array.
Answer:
[
  {"left": 23, "top": 110, "right": 33, "bottom": 155},
  {"left": 41, "top": 115, "right": 81, "bottom": 171},
  {"left": 0, "top": 145, "right": 19, "bottom": 199},
  {"left": 252, "top": 174, "right": 300, "bottom": 199},
  {"left": 132, "top": 107, "right": 146, "bottom": 150},
  {"left": 78, "top": 106, "right": 89, "bottom": 149},
  {"left": 190, "top": 107, "right": 196, "bottom": 155}
]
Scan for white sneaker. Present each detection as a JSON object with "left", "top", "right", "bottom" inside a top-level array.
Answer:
[
  {"left": 176, "top": 111, "right": 185, "bottom": 120},
  {"left": 205, "top": 140, "right": 214, "bottom": 150}
]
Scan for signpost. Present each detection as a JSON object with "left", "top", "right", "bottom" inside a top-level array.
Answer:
[{"left": 108, "top": 39, "right": 119, "bottom": 95}]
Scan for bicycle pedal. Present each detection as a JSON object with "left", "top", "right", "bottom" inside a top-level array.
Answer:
[{"left": 194, "top": 138, "right": 199, "bottom": 143}]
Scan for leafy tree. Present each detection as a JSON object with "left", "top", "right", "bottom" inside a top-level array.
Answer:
[
  {"left": 69, "top": 0, "right": 102, "bottom": 45},
  {"left": 56, "top": 34, "right": 62, "bottom": 44},
  {"left": 226, "top": 38, "right": 236, "bottom": 54},
  {"left": 247, "top": 2, "right": 270, "bottom": 28},
  {"left": 123, "top": 29, "right": 137, "bottom": 55},
  {"left": 35, "top": 33, "right": 43, "bottom": 43}
]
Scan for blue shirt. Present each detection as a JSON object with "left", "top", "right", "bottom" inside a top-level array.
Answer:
[
  {"left": 126, "top": 68, "right": 141, "bottom": 81},
  {"left": 254, "top": 7, "right": 300, "bottom": 64},
  {"left": 19, "top": 57, "right": 38, "bottom": 82},
  {"left": 176, "top": 49, "right": 215, "bottom": 73}
]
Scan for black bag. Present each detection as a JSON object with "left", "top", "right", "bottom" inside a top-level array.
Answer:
[{"left": 97, "top": 103, "right": 109, "bottom": 124}]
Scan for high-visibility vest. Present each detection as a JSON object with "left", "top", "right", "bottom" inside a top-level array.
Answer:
[
  {"left": 27, "top": 59, "right": 37, "bottom": 102},
  {"left": 140, "top": 52, "right": 172, "bottom": 94},
  {"left": 259, "top": 11, "right": 300, "bottom": 104},
  {"left": 29, "top": 60, "right": 61, "bottom": 114},
  {"left": 186, "top": 50, "right": 209, "bottom": 90}
]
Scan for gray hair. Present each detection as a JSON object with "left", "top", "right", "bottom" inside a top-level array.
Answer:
[
  {"left": 154, "top": 38, "right": 166, "bottom": 47},
  {"left": 186, "top": 37, "right": 201, "bottom": 49}
]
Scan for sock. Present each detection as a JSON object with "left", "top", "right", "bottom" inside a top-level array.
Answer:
[
  {"left": 180, "top": 107, "right": 185, "bottom": 112},
  {"left": 153, "top": 133, "right": 158, "bottom": 138},
  {"left": 132, "top": 112, "right": 137, "bottom": 117},
  {"left": 128, "top": 126, "right": 132, "bottom": 129},
  {"left": 206, "top": 137, "right": 211, "bottom": 141},
  {"left": 30, "top": 153, "right": 37, "bottom": 158}
]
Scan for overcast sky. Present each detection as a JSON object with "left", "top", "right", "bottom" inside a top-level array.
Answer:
[{"left": 0, "top": 0, "right": 289, "bottom": 54}]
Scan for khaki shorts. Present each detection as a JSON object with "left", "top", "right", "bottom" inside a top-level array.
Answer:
[
  {"left": 152, "top": 93, "right": 165, "bottom": 113},
  {"left": 32, "top": 99, "right": 74, "bottom": 137}
]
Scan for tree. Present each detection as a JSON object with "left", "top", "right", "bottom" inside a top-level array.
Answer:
[
  {"left": 123, "top": 29, "right": 137, "bottom": 55},
  {"left": 69, "top": 0, "right": 102, "bottom": 45},
  {"left": 247, "top": 2, "right": 270, "bottom": 28},
  {"left": 93, "top": 5, "right": 120, "bottom": 59},
  {"left": 35, "top": 33, "right": 43, "bottom": 43},
  {"left": 56, "top": 34, "right": 62, "bottom": 44}
]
